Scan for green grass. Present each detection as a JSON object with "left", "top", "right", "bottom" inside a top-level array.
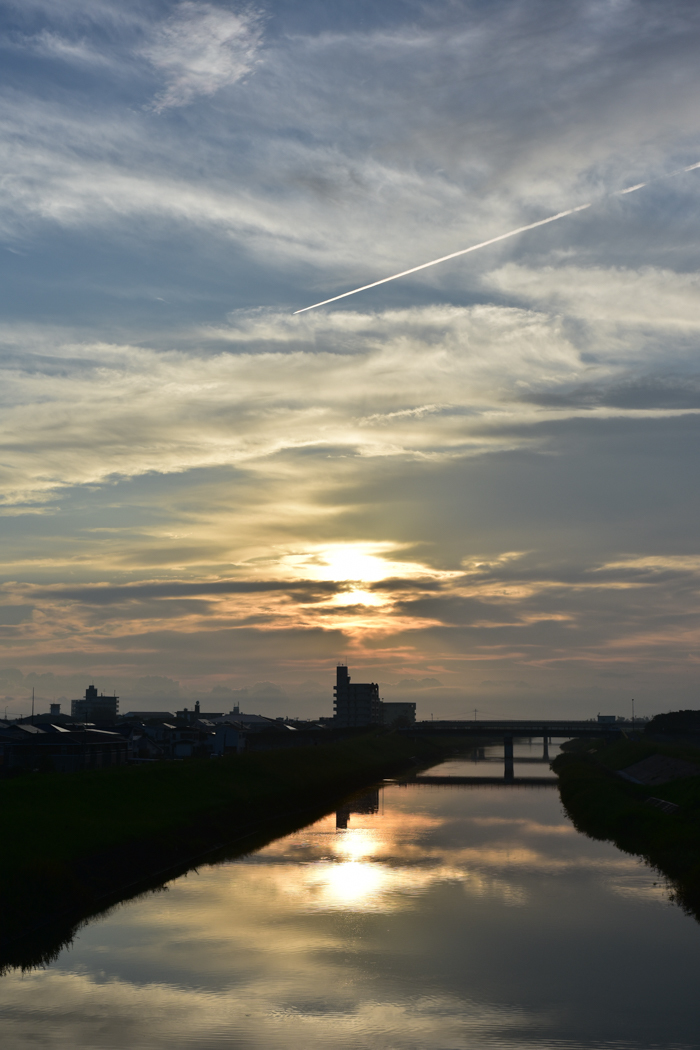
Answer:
[
  {"left": 0, "top": 730, "right": 448, "bottom": 958},
  {"left": 1, "top": 732, "right": 447, "bottom": 871}
]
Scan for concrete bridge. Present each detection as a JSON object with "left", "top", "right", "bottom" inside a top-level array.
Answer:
[
  {"left": 401, "top": 718, "right": 636, "bottom": 781},
  {"left": 406, "top": 774, "right": 556, "bottom": 787}
]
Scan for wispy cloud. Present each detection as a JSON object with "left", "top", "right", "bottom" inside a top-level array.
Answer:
[
  {"left": 2, "top": 0, "right": 700, "bottom": 710},
  {"left": 142, "top": 2, "right": 263, "bottom": 112},
  {"left": 2, "top": 286, "right": 700, "bottom": 510},
  {"left": 486, "top": 264, "right": 700, "bottom": 331},
  {"left": 11, "top": 30, "right": 115, "bottom": 66}
]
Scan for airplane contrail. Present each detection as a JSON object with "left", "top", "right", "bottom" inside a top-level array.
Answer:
[{"left": 293, "top": 161, "right": 700, "bottom": 315}]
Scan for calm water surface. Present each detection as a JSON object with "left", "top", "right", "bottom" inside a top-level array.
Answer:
[{"left": 2, "top": 748, "right": 699, "bottom": 1049}]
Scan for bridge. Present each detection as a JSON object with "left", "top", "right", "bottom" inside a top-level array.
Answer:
[
  {"left": 401, "top": 718, "right": 636, "bottom": 781},
  {"left": 405, "top": 718, "right": 635, "bottom": 738},
  {"left": 405, "top": 774, "right": 556, "bottom": 787}
]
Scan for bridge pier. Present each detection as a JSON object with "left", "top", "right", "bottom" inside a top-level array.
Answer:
[
  {"left": 504, "top": 735, "right": 514, "bottom": 781},
  {"left": 542, "top": 735, "right": 549, "bottom": 761}
]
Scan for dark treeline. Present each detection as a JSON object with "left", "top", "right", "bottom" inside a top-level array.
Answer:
[
  {"left": 553, "top": 732, "right": 700, "bottom": 921},
  {"left": 644, "top": 710, "right": 700, "bottom": 738}
]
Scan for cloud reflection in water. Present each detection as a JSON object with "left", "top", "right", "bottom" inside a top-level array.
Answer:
[{"left": 0, "top": 784, "right": 697, "bottom": 1050}]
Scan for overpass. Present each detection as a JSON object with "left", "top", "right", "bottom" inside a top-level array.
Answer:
[
  {"left": 401, "top": 718, "right": 636, "bottom": 780},
  {"left": 405, "top": 718, "right": 635, "bottom": 738}
]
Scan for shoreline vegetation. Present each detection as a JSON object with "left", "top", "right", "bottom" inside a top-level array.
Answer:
[
  {"left": 0, "top": 730, "right": 455, "bottom": 973},
  {"left": 553, "top": 735, "right": 700, "bottom": 920}
]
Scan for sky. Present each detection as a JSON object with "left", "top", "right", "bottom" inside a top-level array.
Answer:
[{"left": 2, "top": 0, "right": 700, "bottom": 719}]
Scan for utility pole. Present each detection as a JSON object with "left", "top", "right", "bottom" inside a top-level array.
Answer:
[
  {"left": 474, "top": 708, "right": 478, "bottom": 721},
  {"left": 31, "top": 687, "right": 35, "bottom": 725},
  {"left": 631, "top": 698, "right": 635, "bottom": 728}
]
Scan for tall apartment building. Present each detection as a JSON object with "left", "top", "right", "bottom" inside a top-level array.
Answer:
[
  {"left": 333, "top": 665, "right": 382, "bottom": 726},
  {"left": 71, "top": 684, "right": 119, "bottom": 722}
]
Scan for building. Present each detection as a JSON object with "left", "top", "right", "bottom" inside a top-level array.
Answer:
[
  {"left": 175, "top": 701, "right": 224, "bottom": 722},
  {"left": 0, "top": 722, "right": 128, "bottom": 773},
  {"left": 336, "top": 788, "right": 379, "bottom": 829},
  {"left": 213, "top": 723, "right": 246, "bottom": 756},
  {"left": 381, "top": 701, "right": 416, "bottom": 727},
  {"left": 71, "top": 685, "right": 119, "bottom": 723},
  {"left": 333, "top": 665, "right": 382, "bottom": 727},
  {"left": 331, "top": 665, "right": 417, "bottom": 727},
  {"left": 121, "top": 711, "right": 177, "bottom": 722}
]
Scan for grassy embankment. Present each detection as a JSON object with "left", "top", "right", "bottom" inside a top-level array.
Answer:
[
  {"left": 553, "top": 737, "right": 700, "bottom": 919},
  {"left": 0, "top": 730, "right": 450, "bottom": 961}
]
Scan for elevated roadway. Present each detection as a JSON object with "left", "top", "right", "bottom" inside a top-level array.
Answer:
[
  {"left": 401, "top": 718, "right": 636, "bottom": 780},
  {"left": 404, "top": 719, "right": 635, "bottom": 739}
]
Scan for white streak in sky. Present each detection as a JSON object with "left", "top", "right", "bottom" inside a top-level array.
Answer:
[
  {"left": 294, "top": 205, "right": 591, "bottom": 314},
  {"left": 293, "top": 160, "right": 700, "bottom": 315}
]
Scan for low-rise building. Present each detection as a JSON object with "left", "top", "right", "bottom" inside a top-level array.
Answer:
[
  {"left": 121, "top": 711, "right": 177, "bottom": 721},
  {"left": 139, "top": 721, "right": 211, "bottom": 760},
  {"left": 381, "top": 702, "right": 416, "bottom": 727},
  {"left": 176, "top": 701, "right": 224, "bottom": 722},
  {"left": 0, "top": 722, "right": 128, "bottom": 773},
  {"left": 213, "top": 723, "right": 246, "bottom": 756}
]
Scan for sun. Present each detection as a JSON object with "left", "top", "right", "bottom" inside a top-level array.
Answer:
[
  {"left": 317, "top": 545, "right": 395, "bottom": 582},
  {"left": 284, "top": 542, "right": 424, "bottom": 584}
]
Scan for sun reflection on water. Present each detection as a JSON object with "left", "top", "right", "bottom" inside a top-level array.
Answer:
[
  {"left": 0, "top": 781, "right": 683, "bottom": 1050},
  {"left": 304, "top": 860, "right": 391, "bottom": 910},
  {"left": 334, "top": 827, "right": 379, "bottom": 861}
]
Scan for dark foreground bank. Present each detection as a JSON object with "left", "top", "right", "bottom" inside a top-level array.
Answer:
[
  {"left": 553, "top": 737, "right": 700, "bottom": 919},
  {"left": 0, "top": 730, "right": 450, "bottom": 970}
]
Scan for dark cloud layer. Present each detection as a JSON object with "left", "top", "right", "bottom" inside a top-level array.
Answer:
[{"left": 28, "top": 579, "right": 343, "bottom": 603}]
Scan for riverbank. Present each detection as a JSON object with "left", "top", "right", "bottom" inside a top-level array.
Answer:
[
  {"left": 552, "top": 737, "right": 700, "bottom": 918},
  {"left": 0, "top": 730, "right": 450, "bottom": 967}
]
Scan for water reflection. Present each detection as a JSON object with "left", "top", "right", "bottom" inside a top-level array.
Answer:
[
  {"left": 428, "top": 738, "right": 564, "bottom": 779},
  {"left": 336, "top": 787, "right": 379, "bottom": 828},
  {"left": 1, "top": 772, "right": 700, "bottom": 1049}
]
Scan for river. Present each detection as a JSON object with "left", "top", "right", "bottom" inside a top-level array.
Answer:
[{"left": 1, "top": 743, "right": 699, "bottom": 1048}]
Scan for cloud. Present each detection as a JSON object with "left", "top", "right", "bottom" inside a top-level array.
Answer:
[
  {"left": 1, "top": 0, "right": 143, "bottom": 27},
  {"left": 486, "top": 264, "right": 700, "bottom": 331},
  {"left": 0, "top": 605, "right": 33, "bottom": 625},
  {"left": 1, "top": 1, "right": 700, "bottom": 286},
  {"left": 14, "top": 30, "right": 116, "bottom": 66},
  {"left": 480, "top": 679, "right": 531, "bottom": 688},
  {"left": 3, "top": 294, "right": 700, "bottom": 509},
  {"left": 2, "top": 0, "right": 700, "bottom": 711},
  {"left": 396, "top": 677, "right": 443, "bottom": 689},
  {"left": 0, "top": 306, "right": 561, "bottom": 504},
  {"left": 29, "top": 580, "right": 342, "bottom": 601},
  {"left": 142, "top": 2, "right": 263, "bottom": 111}
]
